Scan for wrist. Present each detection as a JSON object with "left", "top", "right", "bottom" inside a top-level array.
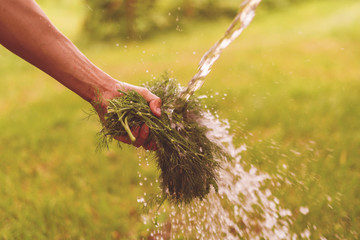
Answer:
[
  {"left": 87, "top": 74, "right": 123, "bottom": 121},
  {"left": 88, "top": 73, "right": 122, "bottom": 106},
  {"left": 61, "top": 50, "right": 122, "bottom": 105}
]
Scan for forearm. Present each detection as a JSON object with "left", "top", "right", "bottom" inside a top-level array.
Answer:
[{"left": 0, "top": 0, "right": 118, "bottom": 103}]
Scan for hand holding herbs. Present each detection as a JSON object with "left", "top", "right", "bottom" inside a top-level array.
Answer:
[
  {"left": 93, "top": 81, "right": 162, "bottom": 150},
  {"left": 97, "top": 76, "right": 228, "bottom": 203}
]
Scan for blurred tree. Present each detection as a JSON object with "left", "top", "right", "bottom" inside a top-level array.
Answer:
[
  {"left": 83, "top": 0, "right": 309, "bottom": 41},
  {"left": 125, "top": 0, "right": 136, "bottom": 39},
  {"left": 261, "top": 0, "right": 304, "bottom": 9},
  {"left": 83, "top": 0, "right": 239, "bottom": 40},
  {"left": 182, "top": 0, "right": 194, "bottom": 18},
  {"left": 84, "top": 0, "right": 158, "bottom": 40}
]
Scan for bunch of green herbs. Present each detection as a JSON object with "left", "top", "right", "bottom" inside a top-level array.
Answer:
[{"left": 98, "top": 76, "right": 229, "bottom": 204}]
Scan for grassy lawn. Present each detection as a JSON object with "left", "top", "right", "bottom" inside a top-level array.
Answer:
[{"left": 0, "top": 0, "right": 359, "bottom": 239}]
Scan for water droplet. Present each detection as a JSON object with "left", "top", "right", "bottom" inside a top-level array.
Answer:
[
  {"left": 176, "top": 25, "right": 182, "bottom": 32},
  {"left": 299, "top": 206, "right": 309, "bottom": 215},
  {"left": 136, "top": 2, "right": 307, "bottom": 238}
]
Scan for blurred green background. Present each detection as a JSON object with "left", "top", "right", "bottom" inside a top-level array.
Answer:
[{"left": 0, "top": 0, "right": 359, "bottom": 239}]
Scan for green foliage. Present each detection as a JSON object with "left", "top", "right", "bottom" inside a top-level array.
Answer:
[
  {"left": 83, "top": 0, "right": 238, "bottom": 40},
  {"left": 83, "top": 0, "right": 159, "bottom": 40},
  {"left": 99, "top": 76, "right": 228, "bottom": 203},
  {"left": 1, "top": 0, "right": 360, "bottom": 239},
  {"left": 261, "top": 0, "right": 305, "bottom": 9},
  {"left": 82, "top": 0, "right": 314, "bottom": 41}
]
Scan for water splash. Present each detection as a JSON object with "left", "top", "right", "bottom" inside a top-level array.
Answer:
[
  {"left": 137, "top": 0, "right": 302, "bottom": 238},
  {"left": 178, "top": 0, "right": 262, "bottom": 104},
  {"left": 142, "top": 111, "right": 296, "bottom": 239}
]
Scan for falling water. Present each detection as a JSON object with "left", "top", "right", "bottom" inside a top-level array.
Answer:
[
  {"left": 139, "top": 110, "right": 297, "bottom": 239},
  {"left": 137, "top": 0, "right": 308, "bottom": 239},
  {"left": 177, "top": 0, "right": 262, "bottom": 104}
]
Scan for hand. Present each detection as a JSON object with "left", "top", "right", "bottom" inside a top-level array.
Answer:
[
  {"left": 93, "top": 80, "right": 162, "bottom": 151},
  {"left": 0, "top": 0, "right": 162, "bottom": 150}
]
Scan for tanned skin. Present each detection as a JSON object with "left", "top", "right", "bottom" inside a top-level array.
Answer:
[{"left": 0, "top": 0, "right": 161, "bottom": 150}]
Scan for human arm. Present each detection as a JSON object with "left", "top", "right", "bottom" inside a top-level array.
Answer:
[{"left": 0, "top": 0, "right": 161, "bottom": 149}]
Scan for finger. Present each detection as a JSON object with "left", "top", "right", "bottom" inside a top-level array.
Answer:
[
  {"left": 114, "top": 126, "right": 140, "bottom": 145},
  {"left": 114, "top": 135, "right": 131, "bottom": 144},
  {"left": 119, "top": 83, "right": 162, "bottom": 117},
  {"left": 149, "top": 98, "right": 162, "bottom": 117},
  {"left": 138, "top": 87, "right": 158, "bottom": 103},
  {"left": 131, "top": 126, "right": 140, "bottom": 140},
  {"left": 144, "top": 140, "right": 157, "bottom": 151},
  {"left": 134, "top": 87, "right": 162, "bottom": 117},
  {"left": 138, "top": 89, "right": 162, "bottom": 117},
  {"left": 134, "top": 124, "right": 149, "bottom": 147}
]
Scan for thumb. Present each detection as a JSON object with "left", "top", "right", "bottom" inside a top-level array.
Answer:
[
  {"left": 120, "top": 83, "right": 162, "bottom": 117},
  {"left": 138, "top": 88, "right": 161, "bottom": 117},
  {"left": 149, "top": 97, "right": 162, "bottom": 117}
]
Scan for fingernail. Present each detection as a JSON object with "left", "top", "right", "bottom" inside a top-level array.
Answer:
[{"left": 156, "top": 108, "right": 161, "bottom": 116}]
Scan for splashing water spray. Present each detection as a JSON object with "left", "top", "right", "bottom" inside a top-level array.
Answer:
[
  {"left": 175, "top": 0, "right": 262, "bottom": 110},
  {"left": 136, "top": 0, "right": 302, "bottom": 239}
]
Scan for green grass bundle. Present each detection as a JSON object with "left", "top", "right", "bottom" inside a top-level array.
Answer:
[{"left": 99, "top": 76, "right": 229, "bottom": 203}]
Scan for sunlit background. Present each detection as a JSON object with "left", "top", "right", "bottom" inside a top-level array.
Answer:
[{"left": 0, "top": 0, "right": 359, "bottom": 239}]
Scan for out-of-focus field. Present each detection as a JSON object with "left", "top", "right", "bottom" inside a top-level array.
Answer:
[{"left": 0, "top": 0, "right": 359, "bottom": 239}]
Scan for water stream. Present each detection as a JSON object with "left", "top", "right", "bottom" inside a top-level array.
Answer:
[
  {"left": 178, "top": 0, "right": 262, "bottom": 104},
  {"left": 138, "top": 0, "right": 309, "bottom": 239}
]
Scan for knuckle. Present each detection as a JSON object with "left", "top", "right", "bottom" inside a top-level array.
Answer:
[{"left": 138, "top": 87, "right": 148, "bottom": 96}]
